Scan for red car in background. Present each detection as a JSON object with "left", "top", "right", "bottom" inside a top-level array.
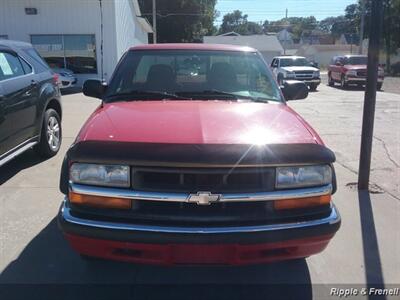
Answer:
[
  {"left": 328, "top": 55, "right": 384, "bottom": 90},
  {"left": 58, "top": 44, "right": 340, "bottom": 266}
]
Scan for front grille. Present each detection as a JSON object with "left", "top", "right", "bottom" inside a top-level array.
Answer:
[
  {"left": 70, "top": 166, "right": 332, "bottom": 227},
  {"left": 357, "top": 70, "right": 367, "bottom": 77},
  {"left": 294, "top": 71, "right": 314, "bottom": 79},
  {"left": 132, "top": 167, "right": 275, "bottom": 193}
]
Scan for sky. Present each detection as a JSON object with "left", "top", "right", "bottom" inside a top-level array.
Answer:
[{"left": 215, "top": 0, "right": 357, "bottom": 24}]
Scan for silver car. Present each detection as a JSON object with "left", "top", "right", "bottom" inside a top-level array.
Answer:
[{"left": 52, "top": 67, "right": 77, "bottom": 89}]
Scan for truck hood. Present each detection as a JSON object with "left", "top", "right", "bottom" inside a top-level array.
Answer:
[
  {"left": 344, "top": 64, "right": 366, "bottom": 70},
  {"left": 344, "top": 64, "right": 384, "bottom": 72},
  {"left": 281, "top": 66, "right": 318, "bottom": 72},
  {"left": 76, "top": 101, "right": 319, "bottom": 145}
]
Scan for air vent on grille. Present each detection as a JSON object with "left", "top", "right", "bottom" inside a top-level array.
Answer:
[
  {"left": 294, "top": 71, "right": 314, "bottom": 75},
  {"left": 132, "top": 167, "right": 275, "bottom": 193}
]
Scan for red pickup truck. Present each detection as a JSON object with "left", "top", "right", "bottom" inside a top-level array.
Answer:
[
  {"left": 328, "top": 55, "right": 384, "bottom": 90},
  {"left": 58, "top": 44, "right": 340, "bottom": 265}
]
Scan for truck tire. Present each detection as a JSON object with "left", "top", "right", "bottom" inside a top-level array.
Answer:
[
  {"left": 34, "top": 108, "right": 62, "bottom": 158},
  {"left": 328, "top": 73, "right": 334, "bottom": 86},
  {"left": 340, "top": 75, "right": 348, "bottom": 89}
]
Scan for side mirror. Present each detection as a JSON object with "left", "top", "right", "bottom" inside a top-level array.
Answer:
[
  {"left": 335, "top": 61, "right": 342, "bottom": 66},
  {"left": 311, "top": 62, "right": 319, "bottom": 68},
  {"left": 83, "top": 79, "right": 107, "bottom": 99},
  {"left": 281, "top": 80, "right": 309, "bottom": 101}
]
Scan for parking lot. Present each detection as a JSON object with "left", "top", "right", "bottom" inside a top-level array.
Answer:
[{"left": 0, "top": 81, "right": 399, "bottom": 299}]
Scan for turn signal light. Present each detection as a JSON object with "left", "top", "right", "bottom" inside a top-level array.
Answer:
[
  {"left": 274, "top": 194, "right": 331, "bottom": 210},
  {"left": 69, "top": 191, "right": 132, "bottom": 210}
]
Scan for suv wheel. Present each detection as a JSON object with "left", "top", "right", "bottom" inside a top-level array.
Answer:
[
  {"left": 328, "top": 73, "right": 334, "bottom": 86},
  {"left": 377, "top": 82, "right": 383, "bottom": 91},
  {"left": 340, "top": 75, "right": 348, "bottom": 89},
  {"left": 34, "top": 108, "right": 62, "bottom": 158}
]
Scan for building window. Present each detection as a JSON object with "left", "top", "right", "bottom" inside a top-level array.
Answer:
[
  {"left": 31, "top": 35, "right": 64, "bottom": 69},
  {"left": 0, "top": 35, "right": 8, "bottom": 40},
  {"left": 31, "top": 34, "right": 97, "bottom": 74}
]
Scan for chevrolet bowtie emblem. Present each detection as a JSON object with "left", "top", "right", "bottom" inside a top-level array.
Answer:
[{"left": 187, "top": 192, "right": 221, "bottom": 205}]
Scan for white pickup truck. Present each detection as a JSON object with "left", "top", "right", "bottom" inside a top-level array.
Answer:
[{"left": 271, "top": 56, "right": 321, "bottom": 91}]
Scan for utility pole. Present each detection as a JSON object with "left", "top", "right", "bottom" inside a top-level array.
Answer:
[
  {"left": 283, "top": 8, "right": 288, "bottom": 55},
  {"left": 358, "top": 0, "right": 384, "bottom": 190},
  {"left": 350, "top": 33, "right": 353, "bottom": 54},
  {"left": 359, "top": 0, "right": 366, "bottom": 54},
  {"left": 152, "top": 0, "right": 157, "bottom": 43}
]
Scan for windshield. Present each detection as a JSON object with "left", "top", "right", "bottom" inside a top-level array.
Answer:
[
  {"left": 280, "top": 57, "right": 311, "bottom": 67},
  {"left": 106, "top": 50, "right": 283, "bottom": 103},
  {"left": 344, "top": 56, "right": 368, "bottom": 65}
]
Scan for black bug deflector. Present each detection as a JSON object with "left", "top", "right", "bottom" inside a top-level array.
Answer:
[{"left": 59, "top": 142, "right": 336, "bottom": 195}]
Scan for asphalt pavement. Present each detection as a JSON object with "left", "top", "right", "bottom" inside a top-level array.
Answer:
[{"left": 0, "top": 82, "right": 399, "bottom": 299}]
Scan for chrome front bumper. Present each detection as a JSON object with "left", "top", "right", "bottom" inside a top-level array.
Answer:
[
  {"left": 346, "top": 76, "right": 384, "bottom": 82},
  {"left": 301, "top": 79, "right": 321, "bottom": 84},
  {"left": 59, "top": 199, "right": 340, "bottom": 234},
  {"left": 283, "top": 78, "right": 321, "bottom": 84}
]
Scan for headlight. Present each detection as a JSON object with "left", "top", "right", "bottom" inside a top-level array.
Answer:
[
  {"left": 346, "top": 70, "right": 357, "bottom": 76},
  {"left": 283, "top": 70, "right": 295, "bottom": 78},
  {"left": 70, "top": 163, "right": 130, "bottom": 187},
  {"left": 313, "top": 70, "right": 320, "bottom": 77},
  {"left": 276, "top": 165, "right": 332, "bottom": 189}
]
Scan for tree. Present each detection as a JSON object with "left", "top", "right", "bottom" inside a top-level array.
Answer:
[
  {"left": 218, "top": 10, "right": 263, "bottom": 35},
  {"left": 382, "top": 0, "right": 400, "bottom": 69},
  {"left": 263, "top": 17, "right": 317, "bottom": 40},
  {"left": 265, "top": 19, "right": 289, "bottom": 33},
  {"left": 138, "top": 0, "right": 217, "bottom": 43},
  {"left": 339, "top": 0, "right": 400, "bottom": 70},
  {"left": 318, "top": 16, "right": 351, "bottom": 38},
  {"left": 318, "top": 15, "right": 356, "bottom": 38}
]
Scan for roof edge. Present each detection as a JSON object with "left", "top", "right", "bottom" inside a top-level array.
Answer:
[{"left": 132, "top": 0, "right": 153, "bottom": 33}]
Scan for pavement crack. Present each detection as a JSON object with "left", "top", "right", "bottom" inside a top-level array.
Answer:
[
  {"left": 335, "top": 161, "right": 358, "bottom": 174},
  {"left": 335, "top": 160, "right": 400, "bottom": 201},
  {"left": 373, "top": 136, "right": 400, "bottom": 168}
]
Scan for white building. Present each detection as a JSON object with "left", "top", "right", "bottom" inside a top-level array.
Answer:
[
  {"left": 203, "top": 33, "right": 284, "bottom": 64},
  {"left": 295, "top": 44, "right": 357, "bottom": 67},
  {"left": 0, "top": 0, "right": 152, "bottom": 85}
]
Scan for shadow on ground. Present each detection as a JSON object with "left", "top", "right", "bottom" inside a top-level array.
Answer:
[
  {"left": 358, "top": 190, "right": 387, "bottom": 300},
  {"left": 327, "top": 84, "right": 385, "bottom": 92},
  {"left": 0, "top": 218, "right": 312, "bottom": 300},
  {"left": 0, "top": 149, "right": 48, "bottom": 185},
  {"left": 60, "top": 87, "right": 82, "bottom": 95}
]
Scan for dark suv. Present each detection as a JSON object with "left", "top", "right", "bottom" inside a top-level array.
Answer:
[{"left": 0, "top": 40, "right": 62, "bottom": 167}]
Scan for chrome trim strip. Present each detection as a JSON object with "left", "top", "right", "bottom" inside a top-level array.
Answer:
[
  {"left": 69, "top": 183, "right": 332, "bottom": 203},
  {"left": 0, "top": 137, "right": 38, "bottom": 167},
  {"left": 60, "top": 200, "right": 340, "bottom": 234},
  {"left": 302, "top": 79, "right": 321, "bottom": 83}
]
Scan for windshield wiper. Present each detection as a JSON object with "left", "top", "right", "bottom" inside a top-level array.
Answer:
[
  {"left": 106, "top": 90, "right": 192, "bottom": 101},
  {"left": 177, "top": 90, "right": 270, "bottom": 102}
]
